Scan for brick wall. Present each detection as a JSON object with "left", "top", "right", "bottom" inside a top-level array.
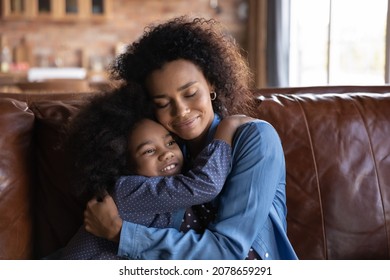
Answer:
[{"left": 0, "top": 0, "right": 248, "bottom": 69}]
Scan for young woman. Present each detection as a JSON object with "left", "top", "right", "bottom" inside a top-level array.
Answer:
[{"left": 84, "top": 16, "right": 298, "bottom": 260}]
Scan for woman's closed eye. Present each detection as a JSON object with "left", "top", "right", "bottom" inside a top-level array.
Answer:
[
  {"left": 153, "top": 90, "right": 197, "bottom": 109},
  {"left": 185, "top": 90, "right": 197, "bottom": 98},
  {"left": 154, "top": 101, "right": 169, "bottom": 109}
]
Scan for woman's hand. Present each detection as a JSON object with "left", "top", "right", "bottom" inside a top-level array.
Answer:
[
  {"left": 84, "top": 195, "right": 123, "bottom": 243},
  {"left": 214, "top": 115, "right": 254, "bottom": 146}
]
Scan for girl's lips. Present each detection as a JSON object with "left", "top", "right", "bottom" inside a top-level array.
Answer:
[{"left": 161, "top": 163, "right": 180, "bottom": 174}]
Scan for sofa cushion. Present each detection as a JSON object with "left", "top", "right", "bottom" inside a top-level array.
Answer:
[
  {"left": 29, "top": 99, "right": 88, "bottom": 258},
  {"left": 256, "top": 93, "right": 390, "bottom": 259},
  {"left": 0, "top": 98, "right": 35, "bottom": 259}
]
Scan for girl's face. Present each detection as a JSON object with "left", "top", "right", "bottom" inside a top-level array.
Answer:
[
  {"left": 128, "top": 119, "right": 184, "bottom": 177},
  {"left": 146, "top": 59, "right": 215, "bottom": 143}
]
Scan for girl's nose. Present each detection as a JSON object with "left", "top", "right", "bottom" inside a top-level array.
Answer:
[{"left": 160, "top": 151, "right": 174, "bottom": 161}]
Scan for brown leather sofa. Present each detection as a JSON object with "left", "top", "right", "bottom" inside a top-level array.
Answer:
[{"left": 1, "top": 86, "right": 389, "bottom": 260}]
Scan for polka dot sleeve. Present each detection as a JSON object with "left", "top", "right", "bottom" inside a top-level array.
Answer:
[{"left": 115, "top": 139, "right": 232, "bottom": 216}]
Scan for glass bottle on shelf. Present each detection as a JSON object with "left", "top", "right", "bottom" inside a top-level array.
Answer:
[
  {"left": 10, "top": 0, "right": 25, "bottom": 14},
  {"left": 0, "top": 35, "right": 12, "bottom": 73}
]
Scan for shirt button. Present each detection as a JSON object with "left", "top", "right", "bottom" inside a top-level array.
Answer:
[{"left": 264, "top": 252, "right": 269, "bottom": 258}]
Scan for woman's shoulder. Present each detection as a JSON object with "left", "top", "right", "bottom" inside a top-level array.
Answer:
[
  {"left": 234, "top": 119, "right": 281, "bottom": 145},
  {"left": 238, "top": 119, "right": 277, "bottom": 134},
  {"left": 231, "top": 118, "right": 284, "bottom": 166}
]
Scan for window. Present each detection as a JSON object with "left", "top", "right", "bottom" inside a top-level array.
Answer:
[
  {"left": 289, "top": 0, "right": 388, "bottom": 86},
  {"left": 38, "top": 0, "right": 51, "bottom": 13},
  {"left": 92, "top": 0, "right": 104, "bottom": 14},
  {"left": 65, "top": 0, "right": 78, "bottom": 14}
]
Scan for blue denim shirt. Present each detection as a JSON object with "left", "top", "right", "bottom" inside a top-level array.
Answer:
[{"left": 118, "top": 115, "right": 298, "bottom": 260}]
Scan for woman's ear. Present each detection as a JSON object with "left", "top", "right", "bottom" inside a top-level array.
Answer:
[{"left": 208, "top": 82, "right": 215, "bottom": 93}]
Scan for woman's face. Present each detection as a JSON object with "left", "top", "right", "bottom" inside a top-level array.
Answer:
[{"left": 146, "top": 59, "right": 215, "bottom": 142}]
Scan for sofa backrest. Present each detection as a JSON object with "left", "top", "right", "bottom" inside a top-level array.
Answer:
[
  {"left": 30, "top": 98, "right": 88, "bottom": 258},
  {"left": 0, "top": 92, "right": 95, "bottom": 259},
  {"left": 255, "top": 90, "right": 390, "bottom": 259},
  {"left": 0, "top": 98, "right": 35, "bottom": 259}
]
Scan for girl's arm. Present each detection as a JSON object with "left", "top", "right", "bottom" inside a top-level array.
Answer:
[
  {"left": 115, "top": 139, "right": 230, "bottom": 213},
  {"left": 214, "top": 115, "right": 253, "bottom": 145},
  {"left": 114, "top": 115, "right": 253, "bottom": 213}
]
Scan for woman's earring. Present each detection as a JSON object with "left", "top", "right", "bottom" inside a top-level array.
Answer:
[{"left": 210, "top": 91, "right": 217, "bottom": 101}]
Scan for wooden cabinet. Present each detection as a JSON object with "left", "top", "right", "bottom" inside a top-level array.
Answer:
[
  {"left": 1, "top": 0, "right": 111, "bottom": 20},
  {"left": 1, "top": 0, "right": 34, "bottom": 18},
  {"left": 62, "top": 0, "right": 112, "bottom": 20}
]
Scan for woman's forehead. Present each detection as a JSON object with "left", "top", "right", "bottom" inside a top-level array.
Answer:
[{"left": 147, "top": 60, "right": 207, "bottom": 94}]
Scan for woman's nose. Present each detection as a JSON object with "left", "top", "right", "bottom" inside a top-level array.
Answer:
[{"left": 173, "top": 100, "right": 190, "bottom": 116}]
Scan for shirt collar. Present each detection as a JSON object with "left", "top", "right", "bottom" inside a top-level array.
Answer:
[{"left": 206, "top": 113, "right": 221, "bottom": 145}]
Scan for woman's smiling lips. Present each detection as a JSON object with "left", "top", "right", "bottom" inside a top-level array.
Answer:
[{"left": 173, "top": 116, "right": 199, "bottom": 130}]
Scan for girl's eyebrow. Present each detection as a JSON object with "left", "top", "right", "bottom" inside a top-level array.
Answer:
[
  {"left": 135, "top": 140, "right": 153, "bottom": 153},
  {"left": 135, "top": 133, "right": 171, "bottom": 152},
  {"left": 164, "top": 132, "right": 173, "bottom": 139}
]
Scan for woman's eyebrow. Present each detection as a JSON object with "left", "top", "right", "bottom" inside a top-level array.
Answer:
[
  {"left": 177, "top": 81, "right": 197, "bottom": 91},
  {"left": 152, "top": 81, "right": 198, "bottom": 99}
]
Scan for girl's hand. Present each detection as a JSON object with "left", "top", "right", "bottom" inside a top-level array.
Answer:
[{"left": 214, "top": 115, "right": 255, "bottom": 146}]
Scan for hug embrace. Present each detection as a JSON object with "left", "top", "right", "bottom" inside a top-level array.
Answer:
[{"left": 60, "top": 16, "right": 298, "bottom": 260}]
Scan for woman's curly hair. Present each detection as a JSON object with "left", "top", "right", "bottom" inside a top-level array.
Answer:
[
  {"left": 110, "top": 16, "right": 256, "bottom": 117},
  {"left": 65, "top": 85, "right": 153, "bottom": 201}
]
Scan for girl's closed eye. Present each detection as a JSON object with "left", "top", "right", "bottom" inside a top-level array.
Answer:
[{"left": 142, "top": 147, "right": 156, "bottom": 156}]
